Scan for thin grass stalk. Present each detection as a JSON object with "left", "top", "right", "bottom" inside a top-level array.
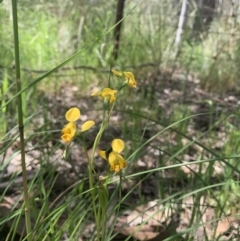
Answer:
[{"left": 11, "top": 1, "right": 32, "bottom": 240}]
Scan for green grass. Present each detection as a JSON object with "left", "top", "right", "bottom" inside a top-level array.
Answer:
[{"left": 2, "top": 0, "right": 240, "bottom": 240}]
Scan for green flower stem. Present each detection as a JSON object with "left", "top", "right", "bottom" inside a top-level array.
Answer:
[
  {"left": 89, "top": 101, "right": 116, "bottom": 241},
  {"left": 80, "top": 135, "right": 97, "bottom": 175},
  {"left": 115, "top": 170, "right": 123, "bottom": 225},
  {"left": 11, "top": 1, "right": 32, "bottom": 240},
  {"left": 118, "top": 82, "right": 127, "bottom": 92}
]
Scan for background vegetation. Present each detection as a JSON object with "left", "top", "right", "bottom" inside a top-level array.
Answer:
[{"left": 1, "top": 0, "right": 240, "bottom": 240}]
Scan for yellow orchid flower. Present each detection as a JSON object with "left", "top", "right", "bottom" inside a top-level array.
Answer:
[
  {"left": 123, "top": 71, "right": 137, "bottom": 88},
  {"left": 91, "top": 87, "right": 117, "bottom": 103},
  {"left": 99, "top": 139, "right": 127, "bottom": 172},
  {"left": 61, "top": 107, "right": 95, "bottom": 143},
  {"left": 111, "top": 69, "right": 137, "bottom": 90}
]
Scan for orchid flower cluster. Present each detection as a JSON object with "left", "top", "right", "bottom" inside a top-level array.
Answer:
[
  {"left": 61, "top": 70, "right": 137, "bottom": 173},
  {"left": 60, "top": 70, "right": 137, "bottom": 241}
]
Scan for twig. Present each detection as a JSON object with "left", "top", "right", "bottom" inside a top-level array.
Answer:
[
  {"left": 0, "top": 62, "right": 156, "bottom": 74},
  {"left": 113, "top": 0, "right": 125, "bottom": 60}
]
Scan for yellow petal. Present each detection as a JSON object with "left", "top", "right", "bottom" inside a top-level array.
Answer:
[
  {"left": 123, "top": 71, "right": 135, "bottom": 80},
  {"left": 91, "top": 91, "right": 101, "bottom": 96},
  {"left": 61, "top": 126, "right": 71, "bottom": 135},
  {"left": 109, "top": 93, "right": 117, "bottom": 103},
  {"left": 123, "top": 71, "right": 137, "bottom": 88},
  {"left": 81, "top": 120, "right": 95, "bottom": 132},
  {"left": 65, "top": 108, "right": 80, "bottom": 122},
  {"left": 101, "top": 88, "right": 117, "bottom": 103},
  {"left": 111, "top": 139, "right": 124, "bottom": 153},
  {"left": 62, "top": 122, "right": 77, "bottom": 137},
  {"left": 99, "top": 150, "right": 107, "bottom": 160},
  {"left": 61, "top": 134, "right": 72, "bottom": 143},
  {"left": 129, "top": 79, "right": 137, "bottom": 88},
  {"left": 115, "top": 153, "right": 127, "bottom": 168},
  {"left": 108, "top": 152, "right": 127, "bottom": 172},
  {"left": 101, "top": 88, "right": 117, "bottom": 97},
  {"left": 111, "top": 69, "right": 122, "bottom": 77},
  {"left": 110, "top": 164, "right": 120, "bottom": 172}
]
